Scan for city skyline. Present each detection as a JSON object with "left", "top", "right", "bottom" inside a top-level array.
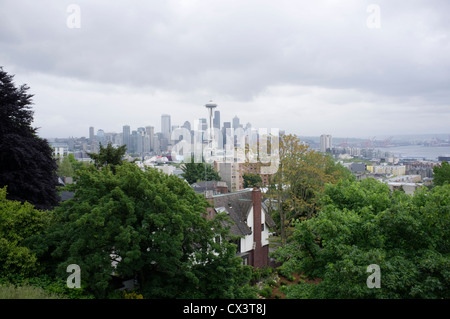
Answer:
[{"left": 1, "top": 1, "right": 450, "bottom": 139}]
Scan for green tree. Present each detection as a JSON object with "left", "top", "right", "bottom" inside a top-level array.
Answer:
[
  {"left": 0, "top": 187, "right": 51, "bottom": 280},
  {"left": 57, "top": 155, "right": 74, "bottom": 177},
  {"left": 0, "top": 67, "right": 59, "bottom": 210},
  {"left": 181, "top": 156, "right": 221, "bottom": 184},
  {"left": 67, "top": 153, "right": 89, "bottom": 174},
  {"left": 266, "top": 134, "right": 353, "bottom": 245},
  {"left": 433, "top": 161, "right": 450, "bottom": 186},
  {"left": 87, "top": 142, "right": 127, "bottom": 170},
  {"left": 243, "top": 173, "right": 262, "bottom": 188},
  {"left": 275, "top": 179, "right": 450, "bottom": 299},
  {"left": 40, "top": 162, "right": 254, "bottom": 298}
]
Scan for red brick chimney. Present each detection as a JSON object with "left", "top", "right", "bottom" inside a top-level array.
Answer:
[
  {"left": 252, "top": 187, "right": 265, "bottom": 268},
  {"left": 216, "top": 181, "right": 228, "bottom": 194}
]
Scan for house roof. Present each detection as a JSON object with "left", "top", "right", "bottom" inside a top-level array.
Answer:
[
  {"left": 211, "top": 189, "right": 276, "bottom": 237},
  {"left": 191, "top": 181, "right": 220, "bottom": 193},
  {"left": 59, "top": 191, "right": 75, "bottom": 201}
]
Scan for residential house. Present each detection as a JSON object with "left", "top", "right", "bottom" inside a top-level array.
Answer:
[{"left": 205, "top": 187, "right": 276, "bottom": 268}]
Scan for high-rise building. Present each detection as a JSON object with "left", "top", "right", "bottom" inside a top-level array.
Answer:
[
  {"left": 320, "top": 134, "right": 332, "bottom": 153},
  {"left": 222, "top": 121, "right": 231, "bottom": 147},
  {"left": 145, "top": 126, "right": 155, "bottom": 152},
  {"left": 199, "top": 118, "right": 207, "bottom": 131},
  {"left": 232, "top": 116, "right": 240, "bottom": 130},
  {"left": 153, "top": 135, "right": 160, "bottom": 154},
  {"left": 182, "top": 121, "right": 191, "bottom": 132},
  {"left": 123, "top": 125, "right": 131, "bottom": 152},
  {"left": 131, "top": 130, "right": 138, "bottom": 154},
  {"left": 97, "top": 129, "right": 105, "bottom": 146},
  {"left": 213, "top": 110, "right": 220, "bottom": 130},
  {"left": 161, "top": 114, "right": 171, "bottom": 141},
  {"left": 136, "top": 127, "right": 145, "bottom": 154},
  {"left": 89, "top": 127, "right": 95, "bottom": 143}
]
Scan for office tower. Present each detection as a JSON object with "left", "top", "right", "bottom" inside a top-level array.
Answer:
[
  {"left": 232, "top": 115, "right": 240, "bottom": 130},
  {"left": 223, "top": 122, "right": 231, "bottom": 130},
  {"left": 222, "top": 121, "right": 231, "bottom": 147},
  {"left": 136, "top": 127, "right": 145, "bottom": 154},
  {"left": 123, "top": 125, "right": 131, "bottom": 153},
  {"left": 143, "top": 134, "right": 150, "bottom": 153},
  {"left": 145, "top": 126, "right": 154, "bottom": 151},
  {"left": 97, "top": 129, "right": 105, "bottom": 146},
  {"left": 89, "top": 127, "right": 95, "bottom": 143},
  {"left": 182, "top": 121, "right": 191, "bottom": 132},
  {"left": 131, "top": 130, "right": 138, "bottom": 154},
  {"left": 199, "top": 118, "right": 207, "bottom": 131},
  {"left": 161, "top": 114, "right": 171, "bottom": 141},
  {"left": 153, "top": 135, "right": 160, "bottom": 154},
  {"left": 213, "top": 110, "right": 220, "bottom": 130},
  {"left": 320, "top": 134, "right": 332, "bottom": 153}
]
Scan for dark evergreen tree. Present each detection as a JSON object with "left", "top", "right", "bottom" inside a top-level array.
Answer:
[{"left": 0, "top": 67, "right": 59, "bottom": 210}]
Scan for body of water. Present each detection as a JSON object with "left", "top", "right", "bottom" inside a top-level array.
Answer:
[{"left": 376, "top": 145, "right": 450, "bottom": 161}]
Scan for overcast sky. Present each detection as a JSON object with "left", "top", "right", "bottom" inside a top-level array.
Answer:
[{"left": 1, "top": 0, "right": 449, "bottom": 139}]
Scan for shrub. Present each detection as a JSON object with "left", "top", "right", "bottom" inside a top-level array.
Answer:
[{"left": 259, "top": 285, "right": 272, "bottom": 298}]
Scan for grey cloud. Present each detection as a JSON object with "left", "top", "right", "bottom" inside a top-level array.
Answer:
[{"left": 1, "top": 0, "right": 449, "bottom": 137}]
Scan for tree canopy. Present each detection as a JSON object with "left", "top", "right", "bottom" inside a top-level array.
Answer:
[
  {"left": 0, "top": 67, "right": 59, "bottom": 210},
  {"left": 39, "top": 161, "right": 254, "bottom": 298},
  {"left": 0, "top": 187, "right": 51, "bottom": 280},
  {"left": 433, "top": 161, "right": 450, "bottom": 186},
  {"left": 87, "top": 142, "right": 127, "bottom": 170},
  {"left": 275, "top": 178, "right": 450, "bottom": 299},
  {"left": 243, "top": 173, "right": 262, "bottom": 188},
  {"left": 266, "top": 134, "right": 354, "bottom": 244},
  {"left": 181, "top": 156, "right": 221, "bottom": 184}
]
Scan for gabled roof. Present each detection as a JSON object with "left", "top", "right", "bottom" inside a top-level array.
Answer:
[{"left": 211, "top": 189, "right": 276, "bottom": 237}]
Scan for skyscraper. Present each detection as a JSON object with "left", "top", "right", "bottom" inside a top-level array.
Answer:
[
  {"left": 123, "top": 125, "right": 130, "bottom": 152},
  {"left": 232, "top": 115, "right": 240, "bottom": 130},
  {"left": 320, "top": 134, "right": 332, "bottom": 153},
  {"left": 161, "top": 114, "right": 171, "bottom": 141},
  {"left": 89, "top": 126, "right": 95, "bottom": 143},
  {"left": 136, "top": 127, "right": 145, "bottom": 154},
  {"left": 146, "top": 126, "right": 154, "bottom": 151},
  {"left": 199, "top": 118, "right": 207, "bottom": 131},
  {"left": 222, "top": 121, "right": 231, "bottom": 147},
  {"left": 97, "top": 129, "right": 105, "bottom": 146},
  {"left": 182, "top": 121, "right": 191, "bottom": 132},
  {"left": 213, "top": 110, "right": 220, "bottom": 130}
]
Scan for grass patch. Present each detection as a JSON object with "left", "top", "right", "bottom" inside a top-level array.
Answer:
[{"left": 0, "top": 283, "right": 66, "bottom": 299}]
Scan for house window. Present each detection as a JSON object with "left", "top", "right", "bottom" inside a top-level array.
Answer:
[
  {"left": 261, "top": 224, "right": 264, "bottom": 231},
  {"left": 242, "top": 256, "right": 249, "bottom": 265}
]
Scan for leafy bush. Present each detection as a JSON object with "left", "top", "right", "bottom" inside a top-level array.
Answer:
[{"left": 259, "top": 285, "right": 272, "bottom": 298}]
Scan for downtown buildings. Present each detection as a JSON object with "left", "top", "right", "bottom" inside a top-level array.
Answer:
[{"left": 84, "top": 109, "right": 258, "bottom": 160}]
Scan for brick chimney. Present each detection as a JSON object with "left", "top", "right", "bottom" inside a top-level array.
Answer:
[
  {"left": 216, "top": 181, "right": 228, "bottom": 194},
  {"left": 252, "top": 186, "right": 265, "bottom": 268}
]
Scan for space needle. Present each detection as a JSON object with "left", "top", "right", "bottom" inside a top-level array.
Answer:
[{"left": 205, "top": 100, "right": 217, "bottom": 158}]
